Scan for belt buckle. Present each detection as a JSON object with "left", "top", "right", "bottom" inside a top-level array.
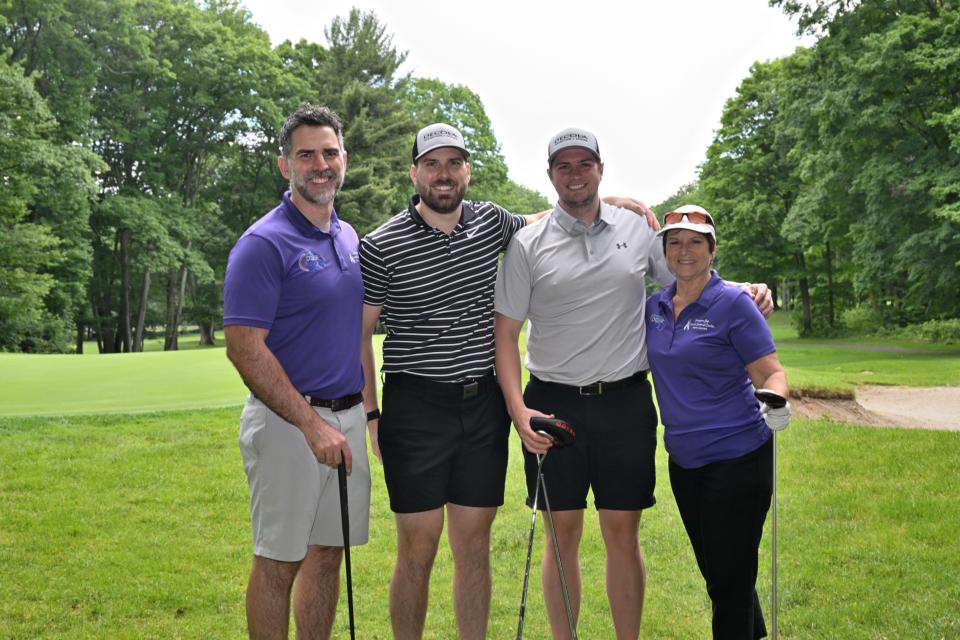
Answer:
[
  {"left": 463, "top": 381, "right": 479, "bottom": 400},
  {"left": 579, "top": 382, "right": 602, "bottom": 396}
]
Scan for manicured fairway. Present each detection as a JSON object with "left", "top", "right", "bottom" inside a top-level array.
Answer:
[
  {"left": 0, "top": 348, "right": 245, "bottom": 416},
  {"left": 4, "top": 317, "right": 959, "bottom": 418}
]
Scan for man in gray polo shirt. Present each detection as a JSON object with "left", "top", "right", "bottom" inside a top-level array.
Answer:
[{"left": 494, "top": 127, "right": 770, "bottom": 638}]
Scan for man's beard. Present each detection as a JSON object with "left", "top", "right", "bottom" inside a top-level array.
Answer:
[
  {"left": 419, "top": 180, "right": 466, "bottom": 214},
  {"left": 292, "top": 169, "right": 343, "bottom": 206}
]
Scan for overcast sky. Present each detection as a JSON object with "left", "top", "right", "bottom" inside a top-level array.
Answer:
[{"left": 241, "top": 0, "right": 814, "bottom": 207}]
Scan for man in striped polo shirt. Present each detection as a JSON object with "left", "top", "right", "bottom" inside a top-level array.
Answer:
[{"left": 359, "top": 123, "right": 656, "bottom": 639}]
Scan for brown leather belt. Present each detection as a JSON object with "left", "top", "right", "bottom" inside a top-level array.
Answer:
[{"left": 305, "top": 392, "right": 364, "bottom": 412}]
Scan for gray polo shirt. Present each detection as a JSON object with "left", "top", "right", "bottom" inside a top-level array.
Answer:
[{"left": 494, "top": 202, "right": 674, "bottom": 386}]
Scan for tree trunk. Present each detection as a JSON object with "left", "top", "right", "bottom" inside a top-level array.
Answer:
[
  {"left": 825, "top": 241, "right": 835, "bottom": 328},
  {"left": 199, "top": 321, "right": 216, "bottom": 346},
  {"left": 175, "top": 262, "right": 188, "bottom": 339},
  {"left": 796, "top": 252, "right": 812, "bottom": 335},
  {"left": 90, "top": 300, "right": 105, "bottom": 353},
  {"left": 120, "top": 228, "right": 132, "bottom": 352},
  {"left": 799, "top": 277, "right": 812, "bottom": 335},
  {"left": 100, "top": 325, "right": 117, "bottom": 353},
  {"left": 164, "top": 270, "right": 179, "bottom": 351},
  {"left": 163, "top": 265, "right": 189, "bottom": 350},
  {"left": 75, "top": 321, "right": 84, "bottom": 354},
  {"left": 133, "top": 267, "right": 151, "bottom": 352}
]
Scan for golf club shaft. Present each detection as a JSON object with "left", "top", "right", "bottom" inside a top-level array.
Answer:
[
  {"left": 771, "top": 431, "right": 777, "bottom": 640},
  {"left": 540, "top": 474, "right": 578, "bottom": 639},
  {"left": 337, "top": 462, "right": 356, "bottom": 640},
  {"left": 516, "top": 453, "right": 546, "bottom": 640}
]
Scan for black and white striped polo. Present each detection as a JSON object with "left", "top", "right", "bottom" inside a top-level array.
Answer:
[{"left": 360, "top": 195, "right": 526, "bottom": 382}]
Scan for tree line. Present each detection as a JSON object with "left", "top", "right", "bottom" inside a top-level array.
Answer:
[
  {"left": 655, "top": 0, "right": 959, "bottom": 336},
  {"left": 0, "top": 0, "right": 547, "bottom": 353},
  {"left": 2, "top": 0, "right": 958, "bottom": 353}
]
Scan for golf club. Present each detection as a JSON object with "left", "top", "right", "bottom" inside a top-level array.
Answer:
[
  {"left": 517, "top": 416, "right": 578, "bottom": 640},
  {"left": 756, "top": 389, "right": 787, "bottom": 640},
  {"left": 337, "top": 461, "right": 356, "bottom": 640}
]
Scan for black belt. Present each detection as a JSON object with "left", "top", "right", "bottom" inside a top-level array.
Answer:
[
  {"left": 384, "top": 370, "right": 496, "bottom": 400},
  {"left": 305, "top": 391, "right": 364, "bottom": 412},
  {"left": 529, "top": 370, "right": 647, "bottom": 396}
]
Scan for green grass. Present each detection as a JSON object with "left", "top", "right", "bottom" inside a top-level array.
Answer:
[
  {"left": 768, "top": 313, "right": 960, "bottom": 394},
  {"left": 2, "top": 322, "right": 959, "bottom": 637},
  {"left": 4, "top": 318, "right": 957, "bottom": 418},
  {"left": 1, "top": 410, "right": 957, "bottom": 638},
  {"left": 0, "top": 349, "right": 245, "bottom": 416}
]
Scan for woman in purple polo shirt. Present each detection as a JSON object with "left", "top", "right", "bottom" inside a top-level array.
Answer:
[{"left": 645, "top": 204, "right": 790, "bottom": 640}]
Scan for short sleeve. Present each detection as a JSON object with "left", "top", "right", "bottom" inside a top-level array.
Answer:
[
  {"left": 223, "top": 234, "right": 283, "bottom": 329},
  {"left": 727, "top": 289, "right": 776, "bottom": 365},
  {"left": 496, "top": 205, "right": 527, "bottom": 251},
  {"left": 494, "top": 236, "right": 533, "bottom": 322},
  {"left": 359, "top": 235, "right": 388, "bottom": 306}
]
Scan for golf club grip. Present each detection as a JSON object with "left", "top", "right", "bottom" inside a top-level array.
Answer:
[
  {"left": 755, "top": 389, "right": 787, "bottom": 409},
  {"left": 529, "top": 416, "right": 576, "bottom": 446},
  {"left": 337, "top": 462, "right": 350, "bottom": 545}
]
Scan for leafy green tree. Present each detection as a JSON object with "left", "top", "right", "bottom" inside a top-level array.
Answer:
[
  {"left": 79, "top": 0, "right": 281, "bottom": 350},
  {"left": 700, "top": 56, "right": 816, "bottom": 322},
  {"left": 315, "top": 9, "right": 417, "bottom": 234},
  {"left": 774, "top": 0, "right": 960, "bottom": 323},
  {"left": 0, "top": 55, "right": 102, "bottom": 352}
]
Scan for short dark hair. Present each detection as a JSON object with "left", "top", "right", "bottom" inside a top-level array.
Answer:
[{"left": 279, "top": 104, "right": 344, "bottom": 158}]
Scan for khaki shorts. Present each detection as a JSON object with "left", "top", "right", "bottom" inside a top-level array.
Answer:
[{"left": 239, "top": 395, "right": 370, "bottom": 562}]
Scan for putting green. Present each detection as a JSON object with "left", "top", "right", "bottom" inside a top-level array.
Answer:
[{"left": 0, "top": 348, "right": 247, "bottom": 416}]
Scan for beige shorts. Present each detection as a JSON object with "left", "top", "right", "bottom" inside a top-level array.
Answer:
[{"left": 239, "top": 395, "right": 370, "bottom": 562}]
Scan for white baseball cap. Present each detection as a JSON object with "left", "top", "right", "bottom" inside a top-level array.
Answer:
[{"left": 412, "top": 123, "right": 470, "bottom": 162}]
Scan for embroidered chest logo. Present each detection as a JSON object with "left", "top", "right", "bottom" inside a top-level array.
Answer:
[
  {"left": 349, "top": 250, "right": 360, "bottom": 264},
  {"left": 682, "top": 318, "right": 716, "bottom": 332},
  {"left": 616, "top": 242, "right": 628, "bottom": 249},
  {"left": 298, "top": 250, "right": 326, "bottom": 272},
  {"left": 651, "top": 313, "right": 666, "bottom": 331}
]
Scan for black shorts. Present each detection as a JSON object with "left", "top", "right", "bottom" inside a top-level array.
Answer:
[
  {"left": 378, "top": 372, "right": 511, "bottom": 513},
  {"left": 522, "top": 373, "right": 659, "bottom": 511}
]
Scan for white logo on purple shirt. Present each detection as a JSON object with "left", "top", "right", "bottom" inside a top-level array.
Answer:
[
  {"left": 651, "top": 313, "right": 666, "bottom": 331},
  {"left": 684, "top": 318, "right": 716, "bottom": 331},
  {"left": 298, "top": 250, "right": 326, "bottom": 272}
]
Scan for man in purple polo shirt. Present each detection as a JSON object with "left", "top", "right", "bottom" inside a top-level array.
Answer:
[{"left": 223, "top": 104, "right": 368, "bottom": 640}]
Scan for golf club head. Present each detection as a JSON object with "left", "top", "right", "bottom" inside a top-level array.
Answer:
[
  {"left": 755, "top": 388, "right": 787, "bottom": 409},
  {"left": 529, "top": 416, "right": 576, "bottom": 447}
]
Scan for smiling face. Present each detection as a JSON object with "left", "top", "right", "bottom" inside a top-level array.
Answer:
[
  {"left": 547, "top": 148, "right": 603, "bottom": 214},
  {"left": 664, "top": 228, "right": 715, "bottom": 281},
  {"left": 411, "top": 147, "right": 471, "bottom": 215},
  {"left": 278, "top": 125, "right": 347, "bottom": 210}
]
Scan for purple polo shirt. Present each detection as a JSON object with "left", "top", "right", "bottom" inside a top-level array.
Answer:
[
  {"left": 645, "top": 272, "right": 775, "bottom": 469},
  {"left": 223, "top": 192, "right": 364, "bottom": 399}
]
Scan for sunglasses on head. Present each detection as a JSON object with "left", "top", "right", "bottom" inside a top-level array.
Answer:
[{"left": 663, "top": 210, "right": 714, "bottom": 226}]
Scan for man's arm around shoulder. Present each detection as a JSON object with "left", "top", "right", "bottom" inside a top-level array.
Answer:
[{"left": 225, "top": 325, "right": 352, "bottom": 472}]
